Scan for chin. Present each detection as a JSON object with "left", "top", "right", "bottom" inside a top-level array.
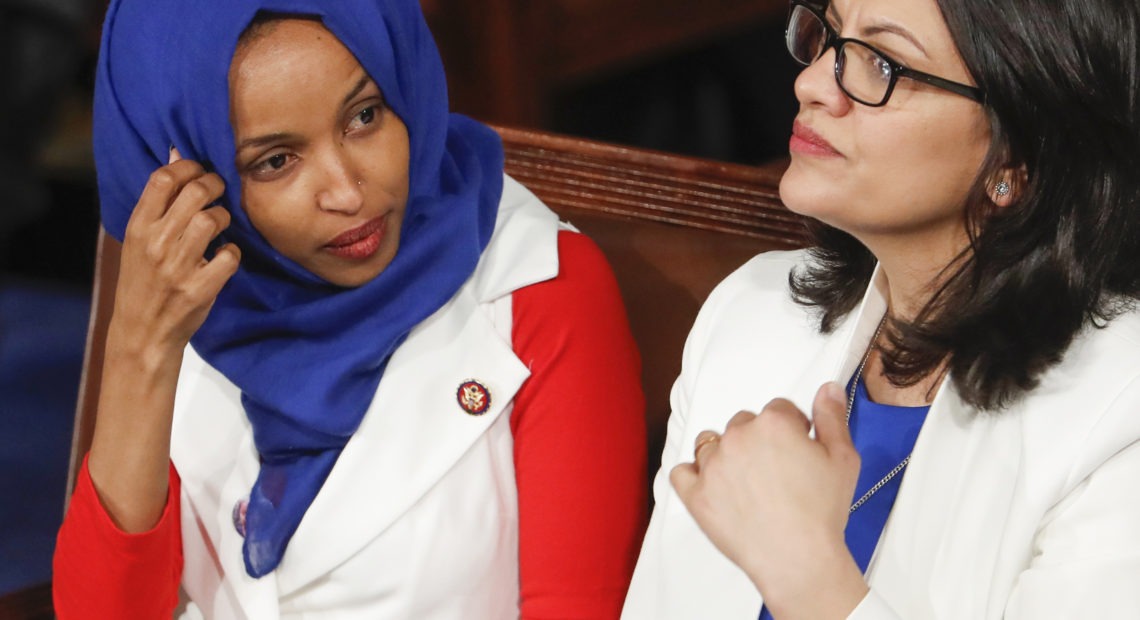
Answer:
[
  {"left": 329, "top": 257, "right": 395, "bottom": 288},
  {"left": 331, "top": 273, "right": 380, "bottom": 289},
  {"left": 780, "top": 164, "right": 833, "bottom": 220},
  {"left": 779, "top": 169, "right": 867, "bottom": 240}
]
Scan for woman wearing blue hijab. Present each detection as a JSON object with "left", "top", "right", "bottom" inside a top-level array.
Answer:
[{"left": 53, "top": 1, "right": 648, "bottom": 617}]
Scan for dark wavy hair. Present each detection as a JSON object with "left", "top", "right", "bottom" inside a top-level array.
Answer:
[{"left": 790, "top": 0, "right": 1140, "bottom": 410}]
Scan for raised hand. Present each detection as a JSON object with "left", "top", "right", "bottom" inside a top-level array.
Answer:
[
  {"left": 671, "top": 383, "right": 869, "bottom": 619},
  {"left": 110, "top": 148, "right": 240, "bottom": 355},
  {"left": 87, "top": 148, "right": 240, "bottom": 532}
]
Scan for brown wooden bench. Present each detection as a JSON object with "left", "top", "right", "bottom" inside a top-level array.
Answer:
[{"left": 0, "top": 126, "right": 806, "bottom": 619}]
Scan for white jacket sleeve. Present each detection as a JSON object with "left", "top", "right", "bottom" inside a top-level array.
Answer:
[
  {"left": 1002, "top": 437, "right": 1140, "bottom": 618},
  {"left": 621, "top": 297, "right": 708, "bottom": 619}
]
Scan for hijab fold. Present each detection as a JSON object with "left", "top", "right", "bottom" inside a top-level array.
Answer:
[{"left": 95, "top": 0, "right": 504, "bottom": 577}]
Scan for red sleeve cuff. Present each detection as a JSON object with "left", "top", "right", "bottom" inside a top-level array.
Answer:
[{"left": 53, "top": 454, "right": 183, "bottom": 619}]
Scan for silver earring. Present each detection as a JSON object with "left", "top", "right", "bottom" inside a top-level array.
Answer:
[{"left": 994, "top": 180, "right": 1011, "bottom": 197}]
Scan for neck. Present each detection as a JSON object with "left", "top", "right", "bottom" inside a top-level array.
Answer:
[
  {"left": 866, "top": 228, "right": 969, "bottom": 323},
  {"left": 858, "top": 229, "right": 967, "bottom": 406}
]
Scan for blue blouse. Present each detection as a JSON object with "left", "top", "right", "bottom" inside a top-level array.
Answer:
[{"left": 759, "top": 376, "right": 930, "bottom": 619}]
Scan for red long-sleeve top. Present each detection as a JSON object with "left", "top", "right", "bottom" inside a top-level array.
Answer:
[{"left": 54, "top": 231, "right": 647, "bottom": 619}]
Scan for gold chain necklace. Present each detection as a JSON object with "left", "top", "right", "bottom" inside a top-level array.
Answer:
[{"left": 846, "top": 316, "right": 912, "bottom": 514}]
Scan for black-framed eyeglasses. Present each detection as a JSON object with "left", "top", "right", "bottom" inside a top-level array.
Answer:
[{"left": 784, "top": 1, "right": 984, "bottom": 107}]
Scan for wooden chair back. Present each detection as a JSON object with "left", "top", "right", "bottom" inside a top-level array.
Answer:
[{"left": 67, "top": 126, "right": 808, "bottom": 498}]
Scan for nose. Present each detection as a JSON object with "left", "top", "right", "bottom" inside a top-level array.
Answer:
[
  {"left": 793, "top": 47, "right": 852, "bottom": 115},
  {"left": 314, "top": 147, "right": 365, "bottom": 215}
]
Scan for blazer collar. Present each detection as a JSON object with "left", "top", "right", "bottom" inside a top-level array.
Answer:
[
  {"left": 787, "top": 262, "right": 890, "bottom": 409},
  {"left": 810, "top": 263, "right": 1023, "bottom": 617},
  {"left": 469, "top": 174, "right": 560, "bottom": 303}
]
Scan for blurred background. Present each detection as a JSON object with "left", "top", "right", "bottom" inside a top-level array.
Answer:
[{"left": 0, "top": 0, "right": 798, "bottom": 608}]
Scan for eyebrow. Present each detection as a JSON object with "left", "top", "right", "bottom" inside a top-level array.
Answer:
[
  {"left": 825, "top": 6, "right": 930, "bottom": 60},
  {"left": 341, "top": 75, "right": 372, "bottom": 109},
  {"left": 863, "top": 20, "right": 929, "bottom": 59},
  {"left": 236, "top": 75, "right": 376, "bottom": 153},
  {"left": 236, "top": 131, "right": 303, "bottom": 152}
]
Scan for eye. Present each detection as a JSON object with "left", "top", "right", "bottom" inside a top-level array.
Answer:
[
  {"left": 346, "top": 105, "right": 379, "bottom": 133},
  {"left": 247, "top": 151, "right": 297, "bottom": 180},
  {"left": 265, "top": 153, "right": 289, "bottom": 170}
]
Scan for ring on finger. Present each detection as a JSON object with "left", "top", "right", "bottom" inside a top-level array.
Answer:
[{"left": 694, "top": 432, "right": 721, "bottom": 461}]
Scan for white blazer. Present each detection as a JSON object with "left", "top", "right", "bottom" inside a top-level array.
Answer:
[
  {"left": 623, "top": 250, "right": 1140, "bottom": 619},
  {"left": 168, "top": 175, "right": 562, "bottom": 620}
]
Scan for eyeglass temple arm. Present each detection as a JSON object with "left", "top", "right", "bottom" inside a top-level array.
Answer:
[{"left": 898, "top": 67, "right": 985, "bottom": 103}]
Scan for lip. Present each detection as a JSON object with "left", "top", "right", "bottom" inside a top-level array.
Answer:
[
  {"left": 323, "top": 216, "right": 387, "bottom": 260},
  {"left": 790, "top": 120, "right": 842, "bottom": 158}
]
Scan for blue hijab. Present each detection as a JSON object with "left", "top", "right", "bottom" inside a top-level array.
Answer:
[{"left": 94, "top": 0, "right": 503, "bottom": 577}]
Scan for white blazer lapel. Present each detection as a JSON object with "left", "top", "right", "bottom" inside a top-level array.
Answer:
[
  {"left": 800, "top": 263, "right": 1023, "bottom": 618},
  {"left": 272, "top": 278, "right": 531, "bottom": 594},
  {"left": 791, "top": 263, "right": 890, "bottom": 418},
  {"left": 784, "top": 263, "right": 1021, "bottom": 618},
  {"left": 865, "top": 364, "right": 1022, "bottom": 619}
]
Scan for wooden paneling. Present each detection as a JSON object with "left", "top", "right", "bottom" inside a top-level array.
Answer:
[{"left": 426, "top": 0, "right": 788, "bottom": 125}]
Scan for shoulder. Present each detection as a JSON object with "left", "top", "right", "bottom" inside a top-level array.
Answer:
[
  {"left": 511, "top": 229, "right": 627, "bottom": 342},
  {"left": 508, "top": 231, "right": 641, "bottom": 438},
  {"left": 1014, "top": 308, "right": 1140, "bottom": 486},
  {"left": 700, "top": 248, "right": 810, "bottom": 321},
  {"left": 668, "top": 248, "right": 832, "bottom": 431},
  {"left": 479, "top": 173, "right": 625, "bottom": 326},
  {"left": 685, "top": 248, "right": 819, "bottom": 360},
  {"left": 468, "top": 174, "right": 562, "bottom": 302},
  {"left": 1025, "top": 308, "right": 1140, "bottom": 423},
  {"left": 519, "top": 231, "right": 617, "bottom": 300},
  {"left": 718, "top": 247, "right": 808, "bottom": 291}
]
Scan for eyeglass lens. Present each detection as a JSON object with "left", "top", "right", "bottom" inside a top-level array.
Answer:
[
  {"left": 785, "top": 4, "right": 895, "bottom": 105},
  {"left": 786, "top": 5, "right": 827, "bottom": 65}
]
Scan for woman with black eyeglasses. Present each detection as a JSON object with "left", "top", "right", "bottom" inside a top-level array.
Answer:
[{"left": 623, "top": 0, "right": 1140, "bottom": 617}]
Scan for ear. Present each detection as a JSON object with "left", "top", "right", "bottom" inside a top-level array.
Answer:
[{"left": 988, "top": 165, "right": 1028, "bottom": 208}]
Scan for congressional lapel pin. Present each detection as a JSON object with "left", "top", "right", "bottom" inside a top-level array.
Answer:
[{"left": 457, "top": 380, "right": 491, "bottom": 416}]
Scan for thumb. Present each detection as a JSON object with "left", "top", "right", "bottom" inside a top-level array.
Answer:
[
  {"left": 169, "top": 146, "right": 183, "bottom": 165},
  {"left": 812, "top": 382, "right": 853, "bottom": 452}
]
